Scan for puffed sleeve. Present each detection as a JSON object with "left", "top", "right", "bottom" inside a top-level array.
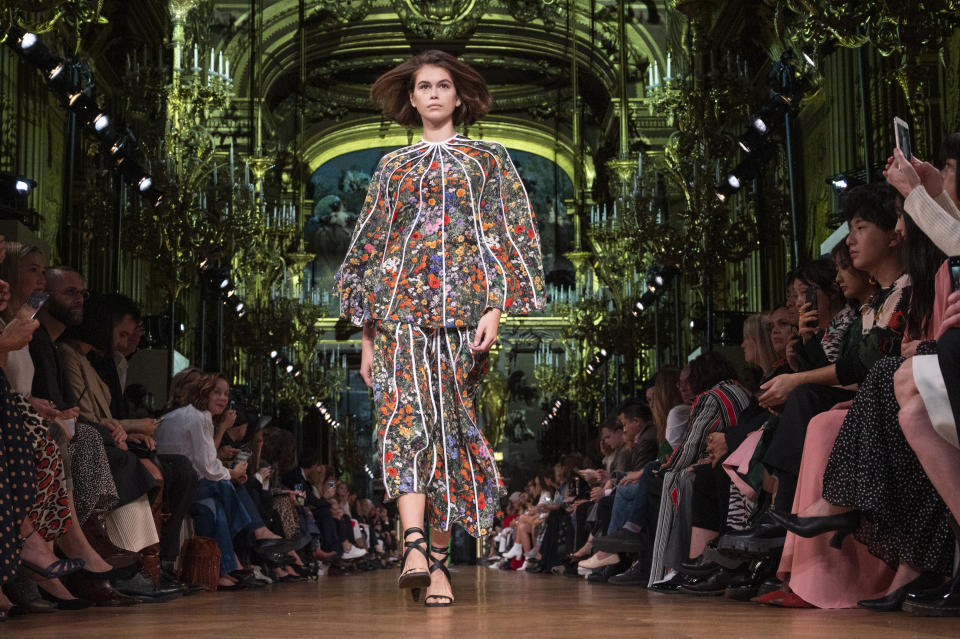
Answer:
[
  {"left": 333, "top": 154, "right": 391, "bottom": 326},
  {"left": 484, "top": 144, "right": 546, "bottom": 315}
]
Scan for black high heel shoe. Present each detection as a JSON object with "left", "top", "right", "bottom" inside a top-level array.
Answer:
[
  {"left": 769, "top": 509, "right": 860, "bottom": 549},
  {"left": 397, "top": 527, "right": 431, "bottom": 602},
  {"left": 424, "top": 544, "right": 454, "bottom": 608},
  {"left": 858, "top": 572, "right": 944, "bottom": 612}
]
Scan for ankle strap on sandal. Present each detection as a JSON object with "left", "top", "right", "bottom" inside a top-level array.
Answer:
[
  {"left": 430, "top": 545, "right": 449, "bottom": 555},
  {"left": 403, "top": 527, "right": 426, "bottom": 538}
]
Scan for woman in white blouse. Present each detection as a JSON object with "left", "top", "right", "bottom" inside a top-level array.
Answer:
[{"left": 155, "top": 373, "right": 288, "bottom": 589}]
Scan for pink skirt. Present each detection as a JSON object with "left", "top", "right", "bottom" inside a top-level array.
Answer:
[
  {"left": 777, "top": 408, "right": 895, "bottom": 608},
  {"left": 722, "top": 428, "right": 765, "bottom": 503}
]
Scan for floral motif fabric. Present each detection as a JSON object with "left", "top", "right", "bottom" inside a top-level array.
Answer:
[
  {"left": 372, "top": 322, "right": 502, "bottom": 537},
  {"left": 334, "top": 135, "right": 546, "bottom": 328}
]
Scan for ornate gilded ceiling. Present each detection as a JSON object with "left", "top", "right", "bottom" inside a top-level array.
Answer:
[{"left": 205, "top": 0, "right": 669, "bottom": 183}]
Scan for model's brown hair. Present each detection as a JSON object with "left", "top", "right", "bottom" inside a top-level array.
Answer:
[{"left": 370, "top": 50, "right": 492, "bottom": 127}]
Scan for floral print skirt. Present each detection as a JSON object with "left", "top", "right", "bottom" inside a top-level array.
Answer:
[{"left": 372, "top": 321, "right": 503, "bottom": 537}]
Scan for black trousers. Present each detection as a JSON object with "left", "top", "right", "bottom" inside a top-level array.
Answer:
[
  {"left": 337, "top": 514, "right": 354, "bottom": 546},
  {"left": 309, "top": 499, "right": 342, "bottom": 554},
  {"left": 762, "top": 383, "right": 855, "bottom": 511},
  {"left": 591, "top": 494, "right": 614, "bottom": 537},
  {"left": 690, "top": 463, "right": 731, "bottom": 533},
  {"left": 573, "top": 501, "right": 593, "bottom": 550},
  {"left": 156, "top": 453, "right": 197, "bottom": 562},
  {"left": 537, "top": 509, "right": 571, "bottom": 571}
]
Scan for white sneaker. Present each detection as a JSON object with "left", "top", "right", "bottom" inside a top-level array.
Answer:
[
  {"left": 502, "top": 542, "right": 523, "bottom": 560},
  {"left": 316, "top": 563, "right": 328, "bottom": 577},
  {"left": 342, "top": 544, "right": 368, "bottom": 560},
  {"left": 519, "top": 559, "right": 540, "bottom": 572},
  {"left": 251, "top": 565, "right": 274, "bottom": 584}
]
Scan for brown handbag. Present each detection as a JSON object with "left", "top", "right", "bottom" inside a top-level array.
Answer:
[{"left": 179, "top": 536, "right": 221, "bottom": 591}]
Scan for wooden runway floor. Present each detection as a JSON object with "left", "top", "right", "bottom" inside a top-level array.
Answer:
[{"left": 5, "top": 566, "right": 957, "bottom": 638}]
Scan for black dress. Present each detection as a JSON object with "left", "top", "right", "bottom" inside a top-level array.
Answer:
[
  {"left": 0, "top": 370, "right": 38, "bottom": 584},
  {"left": 822, "top": 354, "right": 955, "bottom": 574}
]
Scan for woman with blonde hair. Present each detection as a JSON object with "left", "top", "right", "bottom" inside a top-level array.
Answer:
[{"left": 742, "top": 314, "right": 780, "bottom": 380}]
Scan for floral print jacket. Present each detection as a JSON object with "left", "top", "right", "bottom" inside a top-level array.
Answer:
[{"left": 334, "top": 135, "right": 546, "bottom": 328}]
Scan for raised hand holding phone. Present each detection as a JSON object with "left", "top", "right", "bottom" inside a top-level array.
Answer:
[
  {"left": 13, "top": 291, "right": 48, "bottom": 324},
  {"left": 894, "top": 116, "right": 912, "bottom": 162}
]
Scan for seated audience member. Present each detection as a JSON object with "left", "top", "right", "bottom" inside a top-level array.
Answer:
[
  {"left": 87, "top": 293, "right": 197, "bottom": 578},
  {"left": 831, "top": 239, "right": 877, "bottom": 311},
  {"left": 502, "top": 474, "right": 556, "bottom": 569},
  {"left": 334, "top": 480, "right": 354, "bottom": 519},
  {"left": 86, "top": 293, "right": 140, "bottom": 420},
  {"left": 890, "top": 136, "right": 960, "bottom": 616},
  {"left": 225, "top": 410, "right": 312, "bottom": 581},
  {"left": 578, "top": 401, "right": 659, "bottom": 575},
  {"left": 0, "top": 244, "right": 41, "bottom": 619},
  {"left": 0, "top": 251, "right": 113, "bottom": 610},
  {"left": 566, "top": 419, "right": 626, "bottom": 561},
  {"left": 788, "top": 256, "right": 859, "bottom": 371},
  {"left": 535, "top": 454, "right": 589, "bottom": 572},
  {"left": 756, "top": 183, "right": 908, "bottom": 522},
  {"left": 897, "top": 323, "right": 960, "bottom": 616},
  {"left": 155, "top": 373, "right": 290, "bottom": 589},
  {"left": 648, "top": 352, "right": 754, "bottom": 588},
  {"left": 281, "top": 451, "right": 366, "bottom": 560},
  {"left": 767, "top": 306, "right": 796, "bottom": 375},
  {"left": 514, "top": 458, "right": 589, "bottom": 573},
  {"left": 655, "top": 366, "right": 690, "bottom": 452},
  {"left": 741, "top": 314, "right": 781, "bottom": 386},
  {"left": 598, "top": 368, "right": 693, "bottom": 584},
  {"left": 5, "top": 253, "right": 172, "bottom": 605},
  {"left": 58, "top": 293, "right": 197, "bottom": 590}
]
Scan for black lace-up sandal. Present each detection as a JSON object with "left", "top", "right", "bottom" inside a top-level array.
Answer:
[
  {"left": 424, "top": 544, "right": 454, "bottom": 607},
  {"left": 397, "top": 527, "right": 431, "bottom": 602}
]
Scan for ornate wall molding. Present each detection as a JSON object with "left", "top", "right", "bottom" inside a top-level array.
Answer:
[{"left": 390, "top": 0, "right": 490, "bottom": 39}]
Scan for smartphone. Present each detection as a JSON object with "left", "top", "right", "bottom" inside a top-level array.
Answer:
[
  {"left": 15, "top": 291, "right": 49, "bottom": 320},
  {"left": 949, "top": 256, "right": 960, "bottom": 291},
  {"left": 804, "top": 284, "right": 818, "bottom": 311},
  {"left": 326, "top": 480, "right": 336, "bottom": 489},
  {"left": 804, "top": 285, "right": 818, "bottom": 329},
  {"left": 894, "top": 116, "right": 912, "bottom": 161},
  {"left": 232, "top": 449, "right": 251, "bottom": 468}
]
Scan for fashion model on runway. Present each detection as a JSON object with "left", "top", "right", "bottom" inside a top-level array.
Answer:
[{"left": 334, "top": 49, "right": 545, "bottom": 607}]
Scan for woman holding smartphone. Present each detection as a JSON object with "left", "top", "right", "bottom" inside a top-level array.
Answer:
[
  {"left": 155, "top": 373, "right": 291, "bottom": 589},
  {"left": 334, "top": 50, "right": 545, "bottom": 606}
]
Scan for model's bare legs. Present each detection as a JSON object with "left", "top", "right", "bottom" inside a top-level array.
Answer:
[
  {"left": 426, "top": 528, "right": 453, "bottom": 603},
  {"left": 397, "top": 493, "right": 428, "bottom": 577}
]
